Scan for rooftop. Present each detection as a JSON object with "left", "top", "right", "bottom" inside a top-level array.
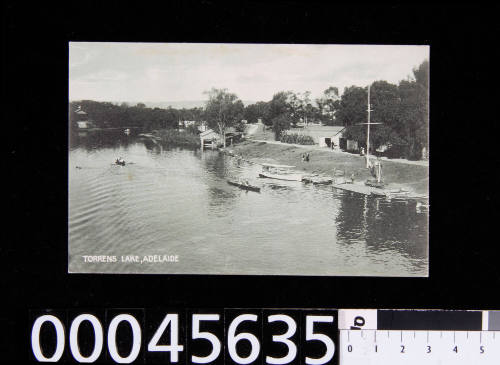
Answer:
[{"left": 293, "top": 125, "right": 345, "bottom": 134}]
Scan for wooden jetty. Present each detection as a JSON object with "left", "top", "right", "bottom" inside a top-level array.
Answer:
[
  {"left": 332, "top": 182, "right": 428, "bottom": 203},
  {"left": 332, "top": 182, "right": 386, "bottom": 196}
]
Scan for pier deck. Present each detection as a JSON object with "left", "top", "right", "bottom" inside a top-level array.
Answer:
[{"left": 332, "top": 182, "right": 387, "bottom": 196}]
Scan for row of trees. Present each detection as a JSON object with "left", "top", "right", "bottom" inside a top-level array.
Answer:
[
  {"left": 243, "top": 88, "right": 340, "bottom": 127},
  {"left": 203, "top": 88, "right": 332, "bottom": 145},
  {"left": 69, "top": 100, "right": 205, "bottom": 131},
  {"left": 70, "top": 91, "right": 246, "bottom": 148},
  {"left": 70, "top": 59, "right": 428, "bottom": 158},
  {"left": 238, "top": 59, "right": 429, "bottom": 159}
]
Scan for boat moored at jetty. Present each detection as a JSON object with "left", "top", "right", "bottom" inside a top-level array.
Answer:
[
  {"left": 302, "top": 175, "right": 333, "bottom": 185},
  {"left": 258, "top": 163, "right": 303, "bottom": 181}
]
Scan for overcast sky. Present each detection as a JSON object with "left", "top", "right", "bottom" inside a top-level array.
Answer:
[{"left": 69, "top": 42, "right": 429, "bottom": 103}]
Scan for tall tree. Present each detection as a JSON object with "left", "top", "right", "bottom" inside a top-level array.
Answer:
[
  {"left": 398, "top": 59, "right": 429, "bottom": 159},
  {"left": 264, "top": 91, "right": 294, "bottom": 139},
  {"left": 244, "top": 101, "right": 269, "bottom": 124},
  {"left": 265, "top": 91, "right": 292, "bottom": 125},
  {"left": 271, "top": 114, "right": 291, "bottom": 140},
  {"left": 413, "top": 59, "right": 429, "bottom": 156},
  {"left": 287, "top": 91, "right": 312, "bottom": 126},
  {"left": 336, "top": 86, "right": 367, "bottom": 128},
  {"left": 369, "top": 81, "right": 401, "bottom": 148},
  {"left": 204, "top": 88, "right": 244, "bottom": 147},
  {"left": 316, "top": 86, "right": 340, "bottom": 125}
]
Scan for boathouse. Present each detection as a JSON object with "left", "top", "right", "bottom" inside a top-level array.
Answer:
[
  {"left": 200, "top": 128, "right": 241, "bottom": 149},
  {"left": 200, "top": 129, "right": 219, "bottom": 148},
  {"left": 317, "top": 126, "right": 345, "bottom": 149},
  {"left": 73, "top": 106, "right": 94, "bottom": 129},
  {"left": 290, "top": 125, "right": 345, "bottom": 148}
]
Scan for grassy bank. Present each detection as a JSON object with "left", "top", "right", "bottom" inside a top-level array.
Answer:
[
  {"left": 230, "top": 140, "right": 429, "bottom": 194},
  {"left": 156, "top": 129, "right": 200, "bottom": 147}
]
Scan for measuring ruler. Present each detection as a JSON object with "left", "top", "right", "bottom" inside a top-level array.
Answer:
[{"left": 338, "top": 309, "right": 500, "bottom": 364}]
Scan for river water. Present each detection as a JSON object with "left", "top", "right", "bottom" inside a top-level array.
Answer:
[{"left": 69, "top": 131, "right": 428, "bottom": 276}]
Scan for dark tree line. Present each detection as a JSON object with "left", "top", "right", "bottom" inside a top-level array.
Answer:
[
  {"left": 69, "top": 100, "right": 205, "bottom": 131},
  {"left": 338, "top": 60, "right": 429, "bottom": 159}
]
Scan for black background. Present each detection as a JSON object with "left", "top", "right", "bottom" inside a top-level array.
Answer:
[{"left": 3, "top": 1, "right": 500, "bottom": 362}]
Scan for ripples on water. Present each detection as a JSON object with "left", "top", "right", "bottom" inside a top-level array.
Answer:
[{"left": 69, "top": 131, "right": 428, "bottom": 276}]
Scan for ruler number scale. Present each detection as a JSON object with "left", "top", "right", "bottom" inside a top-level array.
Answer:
[{"left": 339, "top": 329, "right": 500, "bottom": 364}]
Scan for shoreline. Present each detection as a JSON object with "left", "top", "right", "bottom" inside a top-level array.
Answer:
[{"left": 225, "top": 140, "right": 429, "bottom": 195}]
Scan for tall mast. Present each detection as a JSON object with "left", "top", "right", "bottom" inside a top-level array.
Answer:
[
  {"left": 358, "top": 83, "right": 381, "bottom": 171},
  {"left": 366, "top": 84, "right": 371, "bottom": 167}
]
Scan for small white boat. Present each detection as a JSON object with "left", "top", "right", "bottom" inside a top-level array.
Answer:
[
  {"left": 259, "top": 163, "right": 302, "bottom": 181},
  {"left": 416, "top": 201, "right": 430, "bottom": 213},
  {"left": 259, "top": 172, "right": 303, "bottom": 181}
]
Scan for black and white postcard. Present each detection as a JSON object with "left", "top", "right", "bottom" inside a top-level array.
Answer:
[{"left": 68, "top": 43, "right": 429, "bottom": 276}]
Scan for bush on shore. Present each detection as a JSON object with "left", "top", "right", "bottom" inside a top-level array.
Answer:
[
  {"left": 156, "top": 129, "right": 200, "bottom": 147},
  {"left": 280, "top": 133, "right": 315, "bottom": 145}
]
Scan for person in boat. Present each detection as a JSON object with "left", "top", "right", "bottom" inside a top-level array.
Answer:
[{"left": 115, "top": 157, "right": 125, "bottom": 165}]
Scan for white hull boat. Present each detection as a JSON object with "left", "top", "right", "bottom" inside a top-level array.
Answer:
[{"left": 259, "top": 172, "right": 303, "bottom": 181}]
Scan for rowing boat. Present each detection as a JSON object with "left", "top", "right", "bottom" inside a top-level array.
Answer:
[
  {"left": 227, "top": 180, "right": 261, "bottom": 192},
  {"left": 303, "top": 176, "right": 333, "bottom": 185}
]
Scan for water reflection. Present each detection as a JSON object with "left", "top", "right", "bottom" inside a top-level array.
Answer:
[
  {"left": 70, "top": 129, "right": 137, "bottom": 151},
  {"left": 335, "top": 189, "right": 428, "bottom": 264}
]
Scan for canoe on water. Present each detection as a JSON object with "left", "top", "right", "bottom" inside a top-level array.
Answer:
[
  {"left": 312, "top": 178, "right": 333, "bottom": 185},
  {"left": 227, "top": 180, "right": 261, "bottom": 192},
  {"left": 303, "top": 176, "right": 333, "bottom": 185},
  {"left": 301, "top": 175, "right": 316, "bottom": 183}
]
